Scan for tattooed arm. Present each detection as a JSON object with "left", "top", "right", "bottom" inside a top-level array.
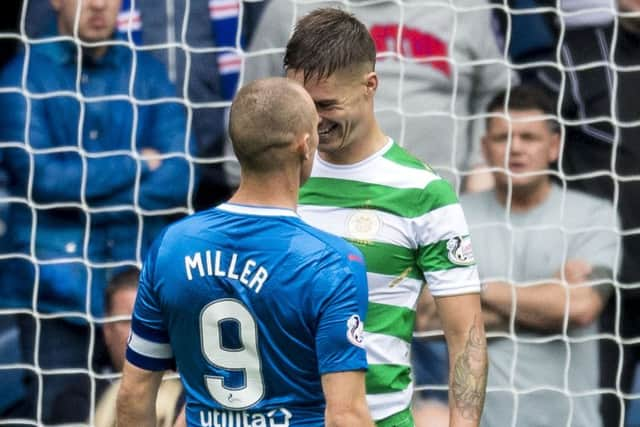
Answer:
[{"left": 435, "top": 293, "right": 488, "bottom": 427}]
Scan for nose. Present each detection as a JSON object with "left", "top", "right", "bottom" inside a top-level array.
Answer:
[
  {"left": 509, "top": 133, "right": 525, "bottom": 153},
  {"left": 88, "top": 0, "right": 108, "bottom": 9}
]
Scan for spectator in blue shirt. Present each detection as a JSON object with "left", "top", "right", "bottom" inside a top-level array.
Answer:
[
  {"left": 25, "top": 0, "right": 268, "bottom": 210},
  {"left": 0, "top": 0, "right": 193, "bottom": 423}
]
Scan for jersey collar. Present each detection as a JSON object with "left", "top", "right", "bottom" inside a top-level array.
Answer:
[{"left": 218, "top": 202, "right": 299, "bottom": 218}]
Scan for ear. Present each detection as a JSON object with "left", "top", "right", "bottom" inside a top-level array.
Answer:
[
  {"left": 294, "top": 133, "right": 311, "bottom": 160},
  {"left": 548, "top": 132, "right": 561, "bottom": 163},
  {"left": 364, "top": 71, "right": 378, "bottom": 96}
]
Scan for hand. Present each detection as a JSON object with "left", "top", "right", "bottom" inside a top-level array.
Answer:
[
  {"left": 141, "top": 148, "right": 162, "bottom": 171},
  {"left": 555, "top": 259, "right": 592, "bottom": 285}
]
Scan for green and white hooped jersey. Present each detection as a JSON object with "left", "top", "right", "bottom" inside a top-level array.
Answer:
[{"left": 298, "top": 139, "right": 481, "bottom": 423}]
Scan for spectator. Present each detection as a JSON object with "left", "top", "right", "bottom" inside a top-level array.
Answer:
[
  {"left": 24, "top": 0, "right": 267, "bottom": 210},
  {"left": 490, "top": 1, "right": 614, "bottom": 84},
  {"left": 490, "top": 0, "right": 558, "bottom": 84},
  {"left": 50, "top": 267, "right": 182, "bottom": 427},
  {"left": 530, "top": 1, "right": 640, "bottom": 424},
  {"left": 0, "top": 0, "right": 192, "bottom": 423},
  {"left": 97, "top": 268, "right": 182, "bottom": 427},
  {"left": 463, "top": 85, "right": 618, "bottom": 427},
  {"left": 228, "top": 0, "right": 512, "bottom": 192}
]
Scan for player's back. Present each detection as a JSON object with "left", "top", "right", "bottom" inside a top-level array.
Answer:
[{"left": 128, "top": 203, "right": 368, "bottom": 426}]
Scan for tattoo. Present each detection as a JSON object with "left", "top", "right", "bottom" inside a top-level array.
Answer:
[{"left": 452, "top": 317, "right": 487, "bottom": 421}]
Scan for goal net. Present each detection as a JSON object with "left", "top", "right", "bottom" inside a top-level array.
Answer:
[{"left": 0, "top": 0, "right": 635, "bottom": 426}]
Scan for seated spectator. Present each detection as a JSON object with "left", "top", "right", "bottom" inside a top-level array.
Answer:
[
  {"left": 0, "top": 0, "right": 192, "bottom": 423},
  {"left": 24, "top": 0, "right": 267, "bottom": 210},
  {"left": 51, "top": 268, "right": 182, "bottom": 426},
  {"left": 531, "top": 2, "right": 640, "bottom": 423},
  {"left": 97, "top": 268, "right": 182, "bottom": 427},
  {"left": 463, "top": 85, "right": 619, "bottom": 427}
]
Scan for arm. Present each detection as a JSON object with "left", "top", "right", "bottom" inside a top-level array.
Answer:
[
  {"left": 435, "top": 293, "right": 487, "bottom": 427},
  {"left": 480, "top": 305, "right": 509, "bottom": 332},
  {"left": 0, "top": 88, "right": 142, "bottom": 204},
  {"left": 172, "top": 404, "right": 186, "bottom": 427},
  {"left": 481, "top": 260, "right": 610, "bottom": 331},
  {"left": 116, "top": 361, "right": 164, "bottom": 427},
  {"left": 313, "top": 247, "right": 373, "bottom": 426},
  {"left": 322, "top": 371, "right": 374, "bottom": 427},
  {"left": 134, "top": 57, "right": 195, "bottom": 211}
]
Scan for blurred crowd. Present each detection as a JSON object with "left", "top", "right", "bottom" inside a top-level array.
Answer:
[{"left": 0, "top": 0, "right": 638, "bottom": 426}]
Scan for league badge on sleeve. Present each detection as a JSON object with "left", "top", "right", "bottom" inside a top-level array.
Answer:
[
  {"left": 346, "top": 314, "right": 365, "bottom": 348},
  {"left": 446, "top": 235, "right": 475, "bottom": 266}
]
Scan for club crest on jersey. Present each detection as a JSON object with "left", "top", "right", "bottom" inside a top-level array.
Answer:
[
  {"left": 346, "top": 314, "right": 365, "bottom": 348},
  {"left": 347, "top": 210, "right": 381, "bottom": 241},
  {"left": 446, "top": 235, "right": 475, "bottom": 266}
]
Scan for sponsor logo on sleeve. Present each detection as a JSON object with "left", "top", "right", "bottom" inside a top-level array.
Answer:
[
  {"left": 346, "top": 314, "right": 365, "bottom": 348},
  {"left": 446, "top": 235, "right": 475, "bottom": 266}
]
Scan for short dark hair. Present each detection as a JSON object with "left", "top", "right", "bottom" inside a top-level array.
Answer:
[
  {"left": 104, "top": 267, "right": 139, "bottom": 314},
  {"left": 284, "top": 8, "right": 377, "bottom": 83},
  {"left": 485, "top": 85, "right": 560, "bottom": 133}
]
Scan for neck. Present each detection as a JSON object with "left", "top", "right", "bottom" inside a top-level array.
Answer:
[
  {"left": 320, "top": 121, "right": 388, "bottom": 165},
  {"left": 85, "top": 45, "right": 109, "bottom": 60},
  {"left": 229, "top": 172, "right": 300, "bottom": 211},
  {"left": 495, "top": 179, "right": 553, "bottom": 212}
]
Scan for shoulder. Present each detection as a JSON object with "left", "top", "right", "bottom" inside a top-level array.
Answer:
[
  {"left": 295, "top": 219, "right": 364, "bottom": 266},
  {"left": 376, "top": 143, "right": 444, "bottom": 193},
  {"left": 382, "top": 142, "right": 434, "bottom": 172},
  {"left": 151, "top": 210, "right": 214, "bottom": 255},
  {"left": 133, "top": 49, "right": 168, "bottom": 70},
  {"left": 563, "top": 188, "right": 617, "bottom": 226},
  {"left": 460, "top": 190, "right": 493, "bottom": 208},
  {"left": 377, "top": 144, "right": 461, "bottom": 216},
  {"left": 0, "top": 54, "right": 25, "bottom": 85},
  {"left": 160, "top": 209, "right": 214, "bottom": 240},
  {"left": 459, "top": 190, "right": 498, "bottom": 224},
  {"left": 131, "top": 50, "right": 172, "bottom": 80}
]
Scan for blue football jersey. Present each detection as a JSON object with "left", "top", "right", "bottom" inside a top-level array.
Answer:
[{"left": 126, "top": 203, "right": 369, "bottom": 426}]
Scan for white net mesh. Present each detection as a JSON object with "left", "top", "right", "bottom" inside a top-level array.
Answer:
[{"left": 0, "top": 0, "right": 637, "bottom": 426}]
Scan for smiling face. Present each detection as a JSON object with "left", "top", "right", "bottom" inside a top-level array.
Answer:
[
  {"left": 286, "top": 67, "right": 377, "bottom": 164},
  {"left": 51, "top": 0, "right": 121, "bottom": 43},
  {"left": 483, "top": 109, "right": 560, "bottom": 194}
]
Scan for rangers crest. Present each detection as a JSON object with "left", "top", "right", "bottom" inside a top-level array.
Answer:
[
  {"left": 446, "top": 235, "right": 475, "bottom": 266},
  {"left": 346, "top": 314, "right": 365, "bottom": 348}
]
